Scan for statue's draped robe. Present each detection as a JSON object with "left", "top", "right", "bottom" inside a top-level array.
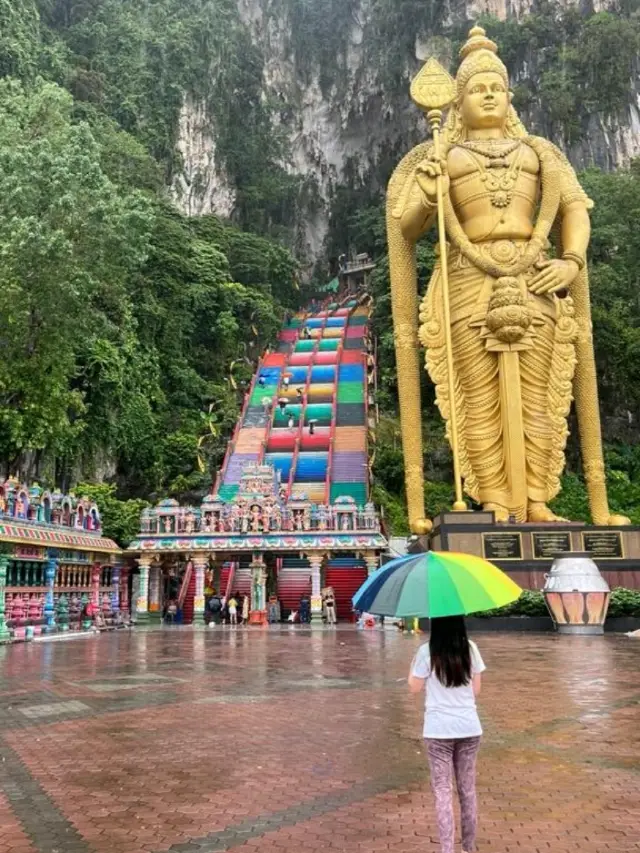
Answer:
[{"left": 402, "top": 137, "right": 589, "bottom": 518}]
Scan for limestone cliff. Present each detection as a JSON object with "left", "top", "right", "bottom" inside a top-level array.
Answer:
[{"left": 172, "top": 0, "right": 640, "bottom": 260}]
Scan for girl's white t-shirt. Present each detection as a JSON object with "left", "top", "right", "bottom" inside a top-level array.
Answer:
[{"left": 411, "top": 640, "right": 486, "bottom": 739}]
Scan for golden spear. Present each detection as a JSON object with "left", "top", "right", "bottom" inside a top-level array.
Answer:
[{"left": 410, "top": 58, "right": 467, "bottom": 511}]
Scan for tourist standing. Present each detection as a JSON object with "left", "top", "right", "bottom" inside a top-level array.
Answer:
[
  {"left": 323, "top": 588, "right": 337, "bottom": 625},
  {"left": 228, "top": 593, "right": 239, "bottom": 626},
  {"left": 299, "top": 594, "right": 310, "bottom": 624},
  {"left": 208, "top": 592, "right": 222, "bottom": 626},
  {"left": 408, "top": 616, "right": 486, "bottom": 853},
  {"left": 242, "top": 594, "right": 250, "bottom": 625}
]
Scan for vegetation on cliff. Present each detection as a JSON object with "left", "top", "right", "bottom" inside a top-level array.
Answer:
[{"left": 0, "top": 0, "right": 302, "bottom": 519}]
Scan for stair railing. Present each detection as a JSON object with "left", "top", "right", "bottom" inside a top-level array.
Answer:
[{"left": 177, "top": 560, "right": 193, "bottom": 610}]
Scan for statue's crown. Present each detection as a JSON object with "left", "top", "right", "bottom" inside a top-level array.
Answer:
[{"left": 456, "top": 26, "right": 508, "bottom": 97}]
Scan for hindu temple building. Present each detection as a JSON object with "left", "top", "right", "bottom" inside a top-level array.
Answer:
[
  {"left": 127, "top": 260, "right": 387, "bottom": 623},
  {"left": 0, "top": 479, "right": 123, "bottom": 640}
]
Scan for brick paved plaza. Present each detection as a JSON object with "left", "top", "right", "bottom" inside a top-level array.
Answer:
[{"left": 0, "top": 628, "right": 639, "bottom": 853}]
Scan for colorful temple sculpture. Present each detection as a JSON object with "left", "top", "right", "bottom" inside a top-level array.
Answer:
[
  {"left": 128, "top": 272, "right": 387, "bottom": 624},
  {"left": 0, "top": 479, "right": 123, "bottom": 642}
]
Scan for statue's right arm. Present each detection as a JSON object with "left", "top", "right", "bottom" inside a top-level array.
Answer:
[{"left": 398, "top": 175, "right": 438, "bottom": 243}]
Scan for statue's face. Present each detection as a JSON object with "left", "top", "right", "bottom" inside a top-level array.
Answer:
[{"left": 460, "top": 71, "right": 510, "bottom": 129}]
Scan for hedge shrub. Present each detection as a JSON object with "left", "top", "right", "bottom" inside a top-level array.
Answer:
[{"left": 470, "top": 588, "right": 640, "bottom": 619}]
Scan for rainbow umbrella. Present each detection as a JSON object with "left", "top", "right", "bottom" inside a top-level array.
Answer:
[{"left": 352, "top": 552, "right": 522, "bottom": 618}]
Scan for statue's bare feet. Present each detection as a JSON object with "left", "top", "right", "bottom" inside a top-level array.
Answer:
[
  {"left": 484, "top": 502, "right": 510, "bottom": 522},
  {"left": 606, "top": 513, "right": 631, "bottom": 526},
  {"left": 527, "top": 502, "right": 568, "bottom": 523}
]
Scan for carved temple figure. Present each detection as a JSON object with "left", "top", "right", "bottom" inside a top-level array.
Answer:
[
  {"left": 250, "top": 504, "right": 261, "bottom": 533},
  {"left": 388, "top": 26, "right": 630, "bottom": 529},
  {"left": 262, "top": 502, "right": 273, "bottom": 531}
]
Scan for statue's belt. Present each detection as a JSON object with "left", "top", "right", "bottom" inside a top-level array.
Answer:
[
  {"left": 430, "top": 239, "right": 558, "bottom": 327},
  {"left": 436, "top": 238, "right": 548, "bottom": 271}
]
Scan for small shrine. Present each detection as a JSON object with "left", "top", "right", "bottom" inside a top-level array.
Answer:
[{"left": 0, "top": 478, "right": 123, "bottom": 642}]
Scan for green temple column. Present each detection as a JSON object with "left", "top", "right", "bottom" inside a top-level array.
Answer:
[
  {"left": 0, "top": 552, "right": 11, "bottom": 643},
  {"left": 44, "top": 551, "right": 58, "bottom": 633},
  {"left": 192, "top": 552, "right": 208, "bottom": 626}
]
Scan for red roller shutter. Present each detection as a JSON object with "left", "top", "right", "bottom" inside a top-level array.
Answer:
[{"left": 325, "top": 565, "right": 367, "bottom": 621}]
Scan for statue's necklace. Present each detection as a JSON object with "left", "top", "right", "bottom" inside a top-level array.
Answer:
[
  {"left": 462, "top": 141, "right": 524, "bottom": 208},
  {"left": 461, "top": 139, "right": 521, "bottom": 160}
]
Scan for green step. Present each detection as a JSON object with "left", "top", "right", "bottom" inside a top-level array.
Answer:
[
  {"left": 349, "top": 316, "right": 367, "bottom": 326},
  {"left": 318, "top": 339, "right": 340, "bottom": 351},
  {"left": 304, "top": 403, "right": 333, "bottom": 424},
  {"left": 337, "top": 382, "right": 364, "bottom": 404},
  {"left": 273, "top": 404, "right": 302, "bottom": 426},
  {"left": 250, "top": 384, "right": 278, "bottom": 405},
  {"left": 330, "top": 482, "right": 367, "bottom": 505},
  {"left": 294, "top": 340, "right": 315, "bottom": 352},
  {"left": 217, "top": 484, "right": 239, "bottom": 502}
]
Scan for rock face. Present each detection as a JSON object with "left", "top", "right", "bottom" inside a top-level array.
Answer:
[
  {"left": 172, "top": 97, "right": 235, "bottom": 218},
  {"left": 173, "top": 0, "right": 640, "bottom": 259}
]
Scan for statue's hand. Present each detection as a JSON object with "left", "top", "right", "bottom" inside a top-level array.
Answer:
[
  {"left": 529, "top": 259, "right": 579, "bottom": 296},
  {"left": 415, "top": 157, "right": 449, "bottom": 205}
]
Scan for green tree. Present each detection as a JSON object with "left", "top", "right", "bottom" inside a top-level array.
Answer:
[{"left": 0, "top": 78, "right": 152, "bottom": 479}]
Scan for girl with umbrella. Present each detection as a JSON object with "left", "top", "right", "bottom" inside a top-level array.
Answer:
[
  {"left": 408, "top": 617, "right": 485, "bottom": 853},
  {"left": 353, "top": 552, "right": 521, "bottom": 853}
]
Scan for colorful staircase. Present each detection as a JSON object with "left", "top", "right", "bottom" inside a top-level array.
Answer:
[
  {"left": 213, "top": 291, "right": 375, "bottom": 619},
  {"left": 330, "top": 304, "right": 369, "bottom": 505}
]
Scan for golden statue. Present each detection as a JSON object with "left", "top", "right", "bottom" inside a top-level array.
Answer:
[{"left": 387, "top": 26, "right": 629, "bottom": 532}]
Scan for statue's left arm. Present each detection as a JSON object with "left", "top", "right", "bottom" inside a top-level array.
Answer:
[{"left": 560, "top": 202, "right": 590, "bottom": 261}]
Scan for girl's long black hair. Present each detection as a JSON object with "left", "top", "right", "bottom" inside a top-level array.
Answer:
[{"left": 429, "top": 616, "right": 471, "bottom": 687}]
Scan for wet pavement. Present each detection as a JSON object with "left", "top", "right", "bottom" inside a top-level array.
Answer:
[{"left": 0, "top": 627, "right": 639, "bottom": 853}]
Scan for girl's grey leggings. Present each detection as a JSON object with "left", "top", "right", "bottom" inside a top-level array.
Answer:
[{"left": 425, "top": 736, "right": 481, "bottom": 853}]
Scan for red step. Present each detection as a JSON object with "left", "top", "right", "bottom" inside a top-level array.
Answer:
[
  {"left": 341, "top": 351, "right": 366, "bottom": 364},
  {"left": 263, "top": 353, "right": 287, "bottom": 366},
  {"left": 314, "top": 352, "right": 338, "bottom": 364}
]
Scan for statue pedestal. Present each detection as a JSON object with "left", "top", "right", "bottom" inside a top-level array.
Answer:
[{"left": 409, "top": 512, "right": 640, "bottom": 591}]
